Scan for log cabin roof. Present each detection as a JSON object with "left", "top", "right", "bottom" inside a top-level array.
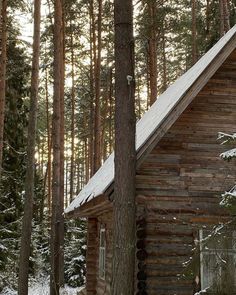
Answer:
[{"left": 65, "top": 25, "right": 236, "bottom": 216}]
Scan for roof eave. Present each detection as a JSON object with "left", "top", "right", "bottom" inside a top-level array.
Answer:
[{"left": 65, "top": 194, "right": 112, "bottom": 218}]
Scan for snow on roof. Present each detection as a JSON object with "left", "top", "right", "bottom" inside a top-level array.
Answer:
[{"left": 65, "top": 25, "right": 236, "bottom": 214}]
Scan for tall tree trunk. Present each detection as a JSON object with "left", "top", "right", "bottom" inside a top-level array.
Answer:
[
  {"left": 50, "top": 0, "right": 64, "bottom": 293},
  {"left": 108, "top": 67, "right": 113, "bottom": 154},
  {"left": 45, "top": 66, "right": 52, "bottom": 217},
  {"left": 219, "top": 0, "right": 225, "bottom": 36},
  {"left": 147, "top": 0, "right": 158, "bottom": 105},
  {"left": 191, "top": 0, "right": 197, "bottom": 64},
  {"left": 18, "top": 0, "right": 41, "bottom": 294},
  {"left": 85, "top": 138, "right": 89, "bottom": 183},
  {"left": 206, "top": 0, "right": 210, "bottom": 36},
  {"left": 93, "top": 0, "right": 102, "bottom": 173},
  {"left": 59, "top": 0, "right": 65, "bottom": 287},
  {"left": 70, "top": 24, "right": 75, "bottom": 203},
  {"left": 219, "top": 0, "right": 230, "bottom": 36},
  {"left": 223, "top": 0, "right": 230, "bottom": 32},
  {"left": 89, "top": 0, "right": 95, "bottom": 177},
  {"left": 146, "top": 52, "right": 150, "bottom": 109},
  {"left": 161, "top": 24, "right": 167, "bottom": 92},
  {"left": 0, "top": 0, "right": 7, "bottom": 174},
  {"left": 137, "top": 75, "right": 142, "bottom": 119},
  {"left": 111, "top": 0, "right": 136, "bottom": 294}
]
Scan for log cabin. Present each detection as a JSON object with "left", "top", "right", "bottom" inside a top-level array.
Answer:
[{"left": 65, "top": 26, "right": 236, "bottom": 295}]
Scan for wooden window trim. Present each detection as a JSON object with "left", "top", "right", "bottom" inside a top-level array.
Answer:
[
  {"left": 99, "top": 227, "right": 106, "bottom": 280},
  {"left": 199, "top": 228, "right": 236, "bottom": 294}
]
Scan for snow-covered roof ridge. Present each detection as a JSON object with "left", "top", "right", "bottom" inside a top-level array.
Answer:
[{"left": 65, "top": 25, "right": 236, "bottom": 214}]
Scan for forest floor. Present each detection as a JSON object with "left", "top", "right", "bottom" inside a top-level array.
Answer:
[{"left": 1, "top": 278, "right": 84, "bottom": 295}]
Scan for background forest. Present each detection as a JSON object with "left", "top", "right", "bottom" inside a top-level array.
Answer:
[{"left": 0, "top": 0, "right": 235, "bottom": 294}]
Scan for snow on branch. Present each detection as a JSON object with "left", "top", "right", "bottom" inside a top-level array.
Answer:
[
  {"left": 194, "top": 288, "right": 209, "bottom": 295},
  {"left": 220, "top": 148, "right": 236, "bottom": 160},
  {"left": 220, "top": 185, "right": 236, "bottom": 208},
  {"left": 218, "top": 132, "right": 236, "bottom": 144}
]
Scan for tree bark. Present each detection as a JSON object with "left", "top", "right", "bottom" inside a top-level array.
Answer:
[
  {"left": 147, "top": 0, "right": 157, "bottom": 105},
  {"left": 89, "top": 0, "right": 95, "bottom": 177},
  {"left": 206, "top": 0, "right": 210, "bottom": 36},
  {"left": 70, "top": 22, "right": 75, "bottom": 203},
  {"left": 223, "top": 0, "right": 230, "bottom": 32},
  {"left": 50, "top": 0, "right": 64, "bottom": 293},
  {"left": 161, "top": 22, "right": 167, "bottom": 92},
  {"left": 108, "top": 67, "right": 113, "bottom": 154},
  {"left": 219, "top": 0, "right": 225, "bottom": 37},
  {"left": 93, "top": 0, "right": 102, "bottom": 173},
  {"left": 18, "top": 0, "right": 41, "bottom": 294},
  {"left": 191, "top": 0, "right": 197, "bottom": 64},
  {"left": 0, "top": 0, "right": 7, "bottom": 174},
  {"left": 45, "top": 66, "right": 52, "bottom": 217},
  {"left": 219, "top": 0, "right": 230, "bottom": 36},
  {"left": 59, "top": 0, "right": 65, "bottom": 287},
  {"left": 111, "top": 0, "right": 136, "bottom": 294}
]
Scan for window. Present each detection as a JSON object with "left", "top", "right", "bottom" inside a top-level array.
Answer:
[
  {"left": 99, "top": 227, "right": 106, "bottom": 279},
  {"left": 200, "top": 228, "right": 236, "bottom": 294}
]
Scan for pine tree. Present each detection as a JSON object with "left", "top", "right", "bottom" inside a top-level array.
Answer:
[
  {"left": 50, "top": 0, "right": 64, "bottom": 293},
  {"left": 0, "top": 26, "right": 31, "bottom": 292},
  {"left": 18, "top": 0, "right": 41, "bottom": 294},
  {"left": 0, "top": 0, "right": 7, "bottom": 173},
  {"left": 111, "top": 0, "right": 136, "bottom": 294}
]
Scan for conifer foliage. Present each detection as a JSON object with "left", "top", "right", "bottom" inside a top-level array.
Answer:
[{"left": 218, "top": 132, "right": 236, "bottom": 211}]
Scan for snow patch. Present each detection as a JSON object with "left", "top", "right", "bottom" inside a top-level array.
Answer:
[{"left": 1, "top": 280, "right": 84, "bottom": 295}]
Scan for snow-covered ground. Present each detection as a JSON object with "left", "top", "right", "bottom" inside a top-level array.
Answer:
[{"left": 1, "top": 278, "right": 84, "bottom": 295}]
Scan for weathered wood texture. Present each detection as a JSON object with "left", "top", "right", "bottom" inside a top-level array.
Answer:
[
  {"left": 95, "top": 212, "right": 113, "bottom": 295},
  {"left": 85, "top": 214, "right": 113, "bottom": 295},
  {"left": 136, "top": 52, "right": 236, "bottom": 295},
  {"left": 86, "top": 218, "right": 98, "bottom": 295}
]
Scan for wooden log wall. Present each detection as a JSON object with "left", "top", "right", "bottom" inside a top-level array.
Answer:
[
  {"left": 95, "top": 212, "right": 113, "bottom": 295},
  {"left": 86, "top": 218, "right": 98, "bottom": 295},
  {"left": 136, "top": 51, "right": 236, "bottom": 295}
]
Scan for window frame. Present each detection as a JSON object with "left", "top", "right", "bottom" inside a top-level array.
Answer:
[
  {"left": 199, "top": 228, "right": 236, "bottom": 293},
  {"left": 98, "top": 226, "right": 106, "bottom": 280}
]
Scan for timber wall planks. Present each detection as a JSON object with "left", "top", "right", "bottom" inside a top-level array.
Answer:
[
  {"left": 86, "top": 218, "right": 98, "bottom": 295},
  {"left": 136, "top": 52, "right": 236, "bottom": 295},
  {"left": 95, "top": 212, "right": 113, "bottom": 295}
]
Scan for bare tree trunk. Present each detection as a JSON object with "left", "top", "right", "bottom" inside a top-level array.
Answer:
[
  {"left": 50, "top": 0, "right": 64, "bottom": 293},
  {"left": 45, "top": 66, "right": 52, "bottom": 217},
  {"left": 85, "top": 138, "right": 89, "bottom": 183},
  {"left": 111, "top": 0, "right": 136, "bottom": 294},
  {"left": 219, "top": 0, "right": 230, "bottom": 36},
  {"left": 89, "top": 0, "right": 95, "bottom": 177},
  {"left": 137, "top": 75, "right": 142, "bottom": 119},
  {"left": 219, "top": 0, "right": 224, "bottom": 36},
  {"left": 147, "top": 0, "right": 157, "bottom": 105},
  {"left": 0, "top": 0, "right": 7, "bottom": 174},
  {"left": 93, "top": 0, "right": 102, "bottom": 173},
  {"left": 206, "top": 0, "right": 210, "bottom": 36},
  {"left": 223, "top": 0, "right": 230, "bottom": 32},
  {"left": 191, "top": 0, "right": 197, "bottom": 64},
  {"left": 146, "top": 52, "right": 150, "bottom": 109},
  {"left": 70, "top": 24, "right": 75, "bottom": 203},
  {"left": 59, "top": 0, "right": 65, "bottom": 287},
  {"left": 18, "top": 0, "right": 41, "bottom": 294},
  {"left": 161, "top": 24, "right": 167, "bottom": 91},
  {"left": 108, "top": 67, "right": 113, "bottom": 154}
]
